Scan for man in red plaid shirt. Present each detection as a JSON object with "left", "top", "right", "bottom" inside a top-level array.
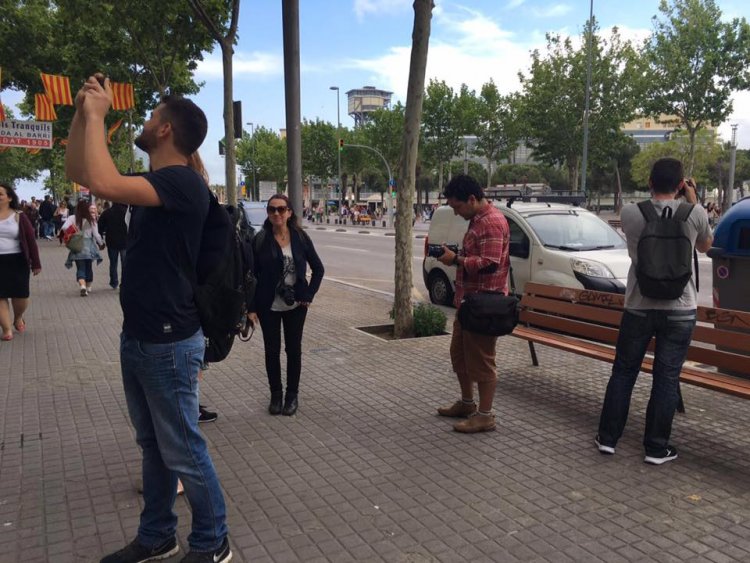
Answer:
[{"left": 437, "top": 175, "right": 510, "bottom": 433}]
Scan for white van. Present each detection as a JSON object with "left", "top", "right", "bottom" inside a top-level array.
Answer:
[{"left": 422, "top": 201, "right": 631, "bottom": 305}]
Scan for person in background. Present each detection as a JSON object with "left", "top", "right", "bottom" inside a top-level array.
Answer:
[
  {"left": 249, "top": 194, "right": 324, "bottom": 416},
  {"left": 0, "top": 183, "right": 42, "bottom": 341},
  {"left": 23, "top": 198, "right": 40, "bottom": 239},
  {"left": 39, "top": 195, "right": 56, "bottom": 240},
  {"left": 60, "top": 199, "right": 104, "bottom": 296},
  {"left": 98, "top": 202, "right": 128, "bottom": 290},
  {"left": 53, "top": 199, "right": 70, "bottom": 237}
]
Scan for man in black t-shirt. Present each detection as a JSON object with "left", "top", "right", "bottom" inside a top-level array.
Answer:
[
  {"left": 65, "top": 78, "right": 231, "bottom": 563},
  {"left": 97, "top": 202, "right": 128, "bottom": 289}
]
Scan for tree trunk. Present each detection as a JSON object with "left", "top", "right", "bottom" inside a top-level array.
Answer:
[
  {"left": 438, "top": 162, "right": 444, "bottom": 198},
  {"left": 221, "top": 41, "right": 237, "bottom": 206},
  {"left": 393, "top": 0, "right": 433, "bottom": 339},
  {"left": 686, "top": 127, "right": 697, "bottom": 178}
]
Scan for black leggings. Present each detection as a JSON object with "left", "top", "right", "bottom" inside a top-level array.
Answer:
[{"left": 258, "top": 306, "right": 308, "bottom": 396}]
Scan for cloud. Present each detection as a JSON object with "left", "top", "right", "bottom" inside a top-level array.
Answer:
[
  {"left": 353, "top": 0, "right": 411, "bottom": 21},
  {"left": 506, "top": 0, "right": 527, "bottom": 8},
  {"left": 718, "top": 91, "right": 750, "bottom": 150},
  {"left": 532, "top": 3, "right": 573, "bottom": 18},
  {"left": 347, "top": 9, "right": 541, "bottom": 101},
  {"left": 195, "top": 51, "right": 283, "bottom": 79}
]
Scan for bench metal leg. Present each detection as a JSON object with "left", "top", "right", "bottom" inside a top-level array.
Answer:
[
  {"left": 677, "top": 383, "right": 685, "bottom": 414},
  {"left": 528, "top": 341, "right": 539, "bottom": 367}
]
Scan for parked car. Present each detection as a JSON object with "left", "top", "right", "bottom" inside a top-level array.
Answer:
[
  {"left": 238, "top": 200, "right": 267, "bottom": 234},
  {"left": 423, "top": 201, "right": 630, "bottom": 306}
]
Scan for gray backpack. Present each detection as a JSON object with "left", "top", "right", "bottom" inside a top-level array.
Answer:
[{"left": 636, "top": 201, "right": 695, "bottom": 300}]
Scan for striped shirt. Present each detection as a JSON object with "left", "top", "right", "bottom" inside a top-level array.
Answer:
[{"left": 455, "top": 203, "right": 510, "bottom": 308}]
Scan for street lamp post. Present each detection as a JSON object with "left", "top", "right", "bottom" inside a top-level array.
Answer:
[
  {"left": 330, "top": 86, "right": 342, "bottom": 210},
  {"left": 580, "top": 0, "right": 594, "bottom": 197},
  {"left": 727, "top": 124, "right": 739, "bottom": 209},
  {"left": 246, "top": 122, "right": 257, "bottom": 201}
]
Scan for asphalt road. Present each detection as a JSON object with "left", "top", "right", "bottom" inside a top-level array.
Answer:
[{"left": 305, "top": 226, "right": 715, "bottom": 308}]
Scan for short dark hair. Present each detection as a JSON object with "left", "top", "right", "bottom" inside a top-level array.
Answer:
[
  {"left": 649, "top": 157, "right": 683, "bottom": 194},
  {"left": 0, "top": 182, "right": 20, "bottom": 210},
  {"left": 159, "top": 95, "right": 208, "bottom": 157},
  {"left": 443, "top": 174, "right": 484, "bottom": 202}
]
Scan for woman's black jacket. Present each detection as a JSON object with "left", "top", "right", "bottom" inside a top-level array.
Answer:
[{"left": 250, "top": 226, "right": 324, "bottom": 314}]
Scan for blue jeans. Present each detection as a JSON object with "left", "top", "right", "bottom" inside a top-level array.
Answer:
[
  {"left": 107, "top": 246, "right": 126, "bottom": 288},
  {"left": 41, "top": 220, "right": 54, "bottom": 238},
  {"left": 598, "top": 309, "right": 696, "bottom": 456},
  {"left": 74, "top": 259, "right": 93, "bottom": 283},
  {"left": 120, "top": 329, "right": 228, "bottom": 552}
]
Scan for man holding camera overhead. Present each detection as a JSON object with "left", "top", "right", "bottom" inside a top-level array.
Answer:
[
  {"left": 595, "top": 157, "right": 712, "bottom": 466},
  {"left": 436, "top": 175, "right": 510, "bottom": 433},
  {"left": 65, "top": 75, "right": 231, "bottom": 563}
]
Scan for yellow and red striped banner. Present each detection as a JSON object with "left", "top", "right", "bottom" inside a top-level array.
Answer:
[
  {"left": 27, "top": 148, "right": 42, "bottom": 155},
  {"left": 107, "top": 118, "right": 124, "bottom": 144},
  {"left": 111, "top": 82, "right": 135, "bottom": 110},
  {"left": 35, "top": 93, "right": 57, "bottom": 121},
  {"left": 40, "top": 73, "right": 74, "bottom": 106}
]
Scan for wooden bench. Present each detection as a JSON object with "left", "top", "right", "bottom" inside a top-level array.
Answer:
[
  {"left": 608, "top": 219, "right": 622, "bottom": 230},
  {"left": 511, "top": 283, "right": 750, "bottom": 401}
]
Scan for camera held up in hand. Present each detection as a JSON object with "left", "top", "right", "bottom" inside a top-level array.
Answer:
[
  {"left": 277, "top": 284, "right": 296, "bottom": 306},
  {"left": 427, "top": 244, "right": 458, "bottom": 258}
]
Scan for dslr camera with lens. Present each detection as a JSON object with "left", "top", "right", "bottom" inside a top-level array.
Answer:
[
  {"left": 427, "top": 243, "right": 458, "bottom": 258},
  {"left": 277, "top": 284, "right": 296, "bottom": 306}
]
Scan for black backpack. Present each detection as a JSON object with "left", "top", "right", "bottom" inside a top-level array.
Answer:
[
  {"left": 186, "top": 192, "right": 257, "bottom": 363},
  {"left": 635, "top": 201, "right": 695, "bottom": 300}
]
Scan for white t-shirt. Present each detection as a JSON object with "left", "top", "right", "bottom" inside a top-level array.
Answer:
[
  {"left": 0, "top": 213, "right": 21, "bottom": 254},
  {"left": 271, "top": 243, "right": 298, "bottom": 312},
  {"left": 622, "top": 199, "right": 711, "bottom": 310}
]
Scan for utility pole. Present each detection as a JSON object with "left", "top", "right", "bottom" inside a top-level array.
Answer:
[
  {"left": 580, "top": 0, "right": 594, "bottom": 196},
  {"left": 246, "top": 122, "right": 257, "bottom": 200},
  {"left": 282, "top": 0, "right": 302, "bottom": 218},
  {"left": 726, "top": 124, "right": 738, "bottom": 212},
  {"left": 330, "top": 86, "right": 342, "bottom": 209}
]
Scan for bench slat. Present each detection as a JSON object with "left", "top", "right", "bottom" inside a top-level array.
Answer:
[
  {"left": 519, "top": 311, "right": 621, "bottom": 345},
  {"left": 524, "top": 282, "right": 625, "bottom": 310},
  {"left": 520, "top": 294, "right": 623, "bottom": 327},
  {"left": 512, "top": 326, "right": 750, "bottom": 399},
  {"left": 692, "top": 325, "right": 750, "bottom": 354}
]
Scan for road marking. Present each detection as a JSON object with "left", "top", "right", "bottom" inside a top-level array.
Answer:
[{"left": 322, "top": 245, "right": 368, "bottom": 252}]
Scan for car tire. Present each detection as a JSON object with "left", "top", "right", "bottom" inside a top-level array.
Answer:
[{"left": 428, "top": 270, "right": 454, "bottom": 306}]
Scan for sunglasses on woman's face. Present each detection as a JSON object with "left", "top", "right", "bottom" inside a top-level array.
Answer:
[{"left": 267, "top": 205, "right": 288, "bottom": 215}]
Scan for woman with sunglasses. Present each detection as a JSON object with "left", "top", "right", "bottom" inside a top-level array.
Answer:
[{"left": 248, "top": 194, "right": 324, "bottom": 416}]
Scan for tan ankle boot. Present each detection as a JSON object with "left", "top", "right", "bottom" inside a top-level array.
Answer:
[
  {"left": 437, "top": 400, "right": 477, "bottom": 418},
  {"left": 453, "top": 413, "right": 496, "bottom": 433}
]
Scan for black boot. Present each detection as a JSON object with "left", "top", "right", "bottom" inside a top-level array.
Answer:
[
  {"left": 268, "top": 392, "right": 283, "bottom": 415},
  {"left": 282, "top": 394, "right": 298, "bottom": 416}
]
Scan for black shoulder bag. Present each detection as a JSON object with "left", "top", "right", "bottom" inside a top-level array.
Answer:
[{"left": 457, "top": 266, "right": 519, "bottom": 337}]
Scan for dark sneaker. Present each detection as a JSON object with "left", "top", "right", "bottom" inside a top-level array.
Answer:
[
  {"left": 594, "top": 434, "right": 615, "bottom": 455},
  {"left": 198, "top": 405, "right": 218, "bottom": 424},
  {"left": 180, "top": 537, "right": 232, "bottom": 563},
  {"left": 100, "top": 537, "right": 178, "bottom": 563},
  {"left": 644, "top": 446, "right": 678, "bottom": 465}
]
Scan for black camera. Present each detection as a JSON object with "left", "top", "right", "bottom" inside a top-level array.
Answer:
[
  {"left": 277, "top": 284, "right": 296, "bottom": 306},
  {"left": 427, "top": 244, "right": 458, "bottom": 258}
]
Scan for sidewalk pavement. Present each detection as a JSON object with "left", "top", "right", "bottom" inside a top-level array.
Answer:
[{"left": 1, "top": 242, "right": 749, "bottom": 563}]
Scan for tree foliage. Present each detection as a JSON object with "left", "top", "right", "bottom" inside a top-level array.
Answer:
[
  {"left": 518, "top": 22, "right": 645, "bottom": 189},
  {"left": 301, "top": 119, "right": 337, "bottom": 182},
  {"left": 643, "top": 0, "right": 750, "bottom": 176},
  {"left": 421, "top": 79, "right": 461, "bottom": 191},
  {"left": 474, "top": 82, "right": 520, "bottom": 188},
  {"left": 236, "top": 126, "right": 287, "bottom": 192}
]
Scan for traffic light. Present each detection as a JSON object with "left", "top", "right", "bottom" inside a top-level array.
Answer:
[
  {"left": 232, "top": 101, "right": 242, "bottom": 139},
  {"left": 338, "top": 138, "right": 344, "bottom": 151},
  {"left": 218, "top": 140, "right": 225, "bottom": 156}
]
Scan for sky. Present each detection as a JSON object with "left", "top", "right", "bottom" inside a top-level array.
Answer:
[{"left": 5, "top": 0, "right": 750, "bottom": 199}]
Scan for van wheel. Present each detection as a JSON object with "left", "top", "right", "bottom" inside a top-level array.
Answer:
[{"left": 428, "top": 271, "right": 454, "bottom": 306}]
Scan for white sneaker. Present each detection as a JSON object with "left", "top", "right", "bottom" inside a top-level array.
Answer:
[{"left": 80, "top": 287, "right": 88, "bottom": 297}]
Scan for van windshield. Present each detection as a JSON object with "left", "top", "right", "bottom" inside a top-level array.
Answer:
[
  {"left": 524, "top": 212, "right": 626, "bottom": 251},
  {"left": 243, "top": 207, "right": 267, "bottom": 227}
]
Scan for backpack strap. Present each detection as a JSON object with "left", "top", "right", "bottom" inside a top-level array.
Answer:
[
  {"left": 673, "top": 202, "right": 695, "bottom": 222},
  {"left": 637, "top": 200, "right": 660, "bottom": 222}
]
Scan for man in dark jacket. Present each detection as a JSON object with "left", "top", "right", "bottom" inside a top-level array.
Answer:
[
  {"left": 98, "top": 202, "right": 128, "bottom": 289},
  {"left": 39, "top": 195, "right": 56, "bottom": 239}
]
